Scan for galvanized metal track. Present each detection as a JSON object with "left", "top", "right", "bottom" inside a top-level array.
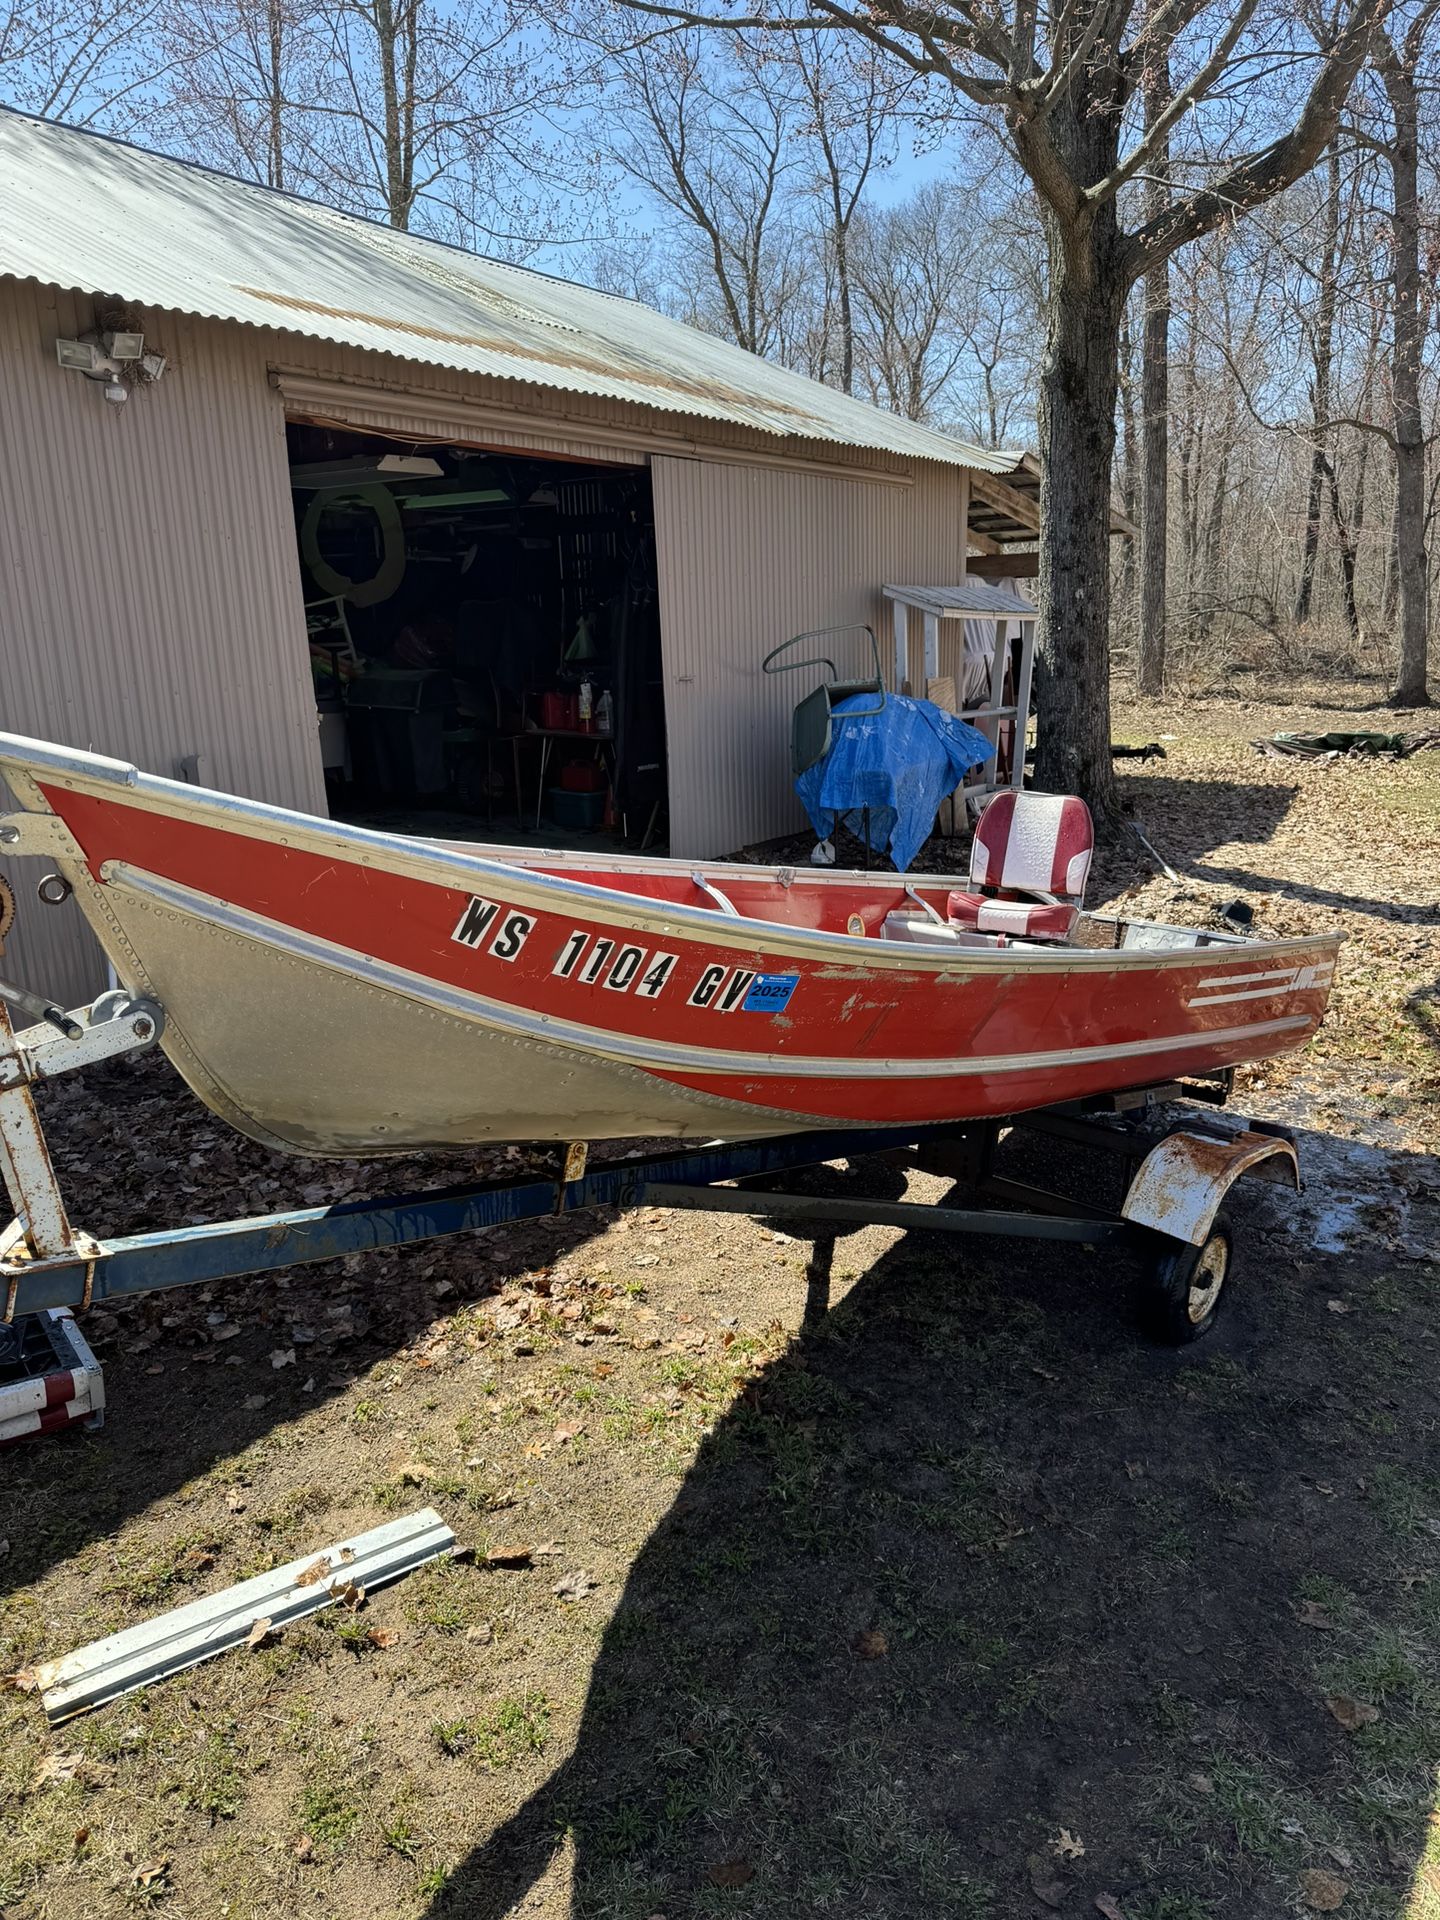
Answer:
[{"left": 34, "top": 1507, "right": 456, "bottom": 1723}]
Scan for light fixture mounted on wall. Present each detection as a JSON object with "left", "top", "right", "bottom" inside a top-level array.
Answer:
[{"left": 53, "top": 311, "right": 167, "bottom": 407}]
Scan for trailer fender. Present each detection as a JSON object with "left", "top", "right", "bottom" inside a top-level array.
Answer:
[{"left": 1122, "top": 1127, "right": 1299, "bottom": 1248}]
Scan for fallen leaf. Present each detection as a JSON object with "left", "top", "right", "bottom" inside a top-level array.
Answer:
[
  {"left": 398, "top": 1461, "right": 433, "bottom": 1485},
  {"left": 553, "top": 1568, "right": 598, "bottom": 1601},
  {"left": 1095, "top": 1897, "right": 1127, "bottom": 1920},
  {"left": 242, "top": 1393, "right": 268, "bottom": 1411},
  {"left": 294, "top": 1556, "right": 333, "bottom": 1588},
  {"left": 1052, "top": 1828, "right": 1086, "bottom": 1861},
  {"left": 1188, "top": 1771, "right": 1214, "bottom": 1794},
  {"left": 486, "top": 1543, "right": 534, "bottom": 1569},
  {"left": 224, "top": 1488, "right": 247, "bottom": 1513},
  {"left": 2, "top": 1666, "right": 45, "bottom": 1693},
  {"left": 131, "top": 1859, "right": 170, "bottom": 1889},
  {"left": 706, "top": 1859, "right": 754, "bottom": 1888},
  {"left": 329, "top": 1579, "right": 366, "bottom": 1610},
  {"left": 1326, "top": 1694, "right": 1380, "bottom": 1730},
  {"left": 552, "top": 1421, "right": 584, "bottom": 1443},
  {"left": 1299, "top": 1867, "right": 1349, "bottom": 1911},
  {"left": 245, "top": 1617, "right": 275, "bottom": 1649},
  {"left": 1326, "top": 1300, "right": 1352, "bottom": 1315},
  {"left": 367, "top": 1627, "right": 400, "bottom": 1649},
  {"left": 270, "top": 1347, "right": 296, "bottom": 1369},
  {"left": 853, "top": 1628, "right": 888, "bottom": 1659},
  {"left": 33, "top": 1751, "right": 100, "bottom": 1787},
  {"left": 293, "top": 1834, "right": 313, "bottom": 1863}
]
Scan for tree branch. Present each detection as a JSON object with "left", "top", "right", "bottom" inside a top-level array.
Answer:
[{"left": 1123, "top": 0, "right": 1392, "bottom": 281}]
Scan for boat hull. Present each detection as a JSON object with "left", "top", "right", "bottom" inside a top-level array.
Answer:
[{"left": 0, "top": 737, "right": 1341, "bottom": 1155}]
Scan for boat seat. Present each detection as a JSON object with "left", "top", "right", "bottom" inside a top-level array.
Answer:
[
  {"left": 880, "top": 912, "right": 1008, "bottom": 948},
  {"left": 947, "top": 790, "right": 1093, "bottom": 944}
]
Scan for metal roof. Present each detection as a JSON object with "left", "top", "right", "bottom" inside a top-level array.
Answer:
[
  {"left": 883, "top": 583, "right": 1036, "bottom": 617},
  {"left": 0, "top": 110, "right": 1014, "bottom": 474}
]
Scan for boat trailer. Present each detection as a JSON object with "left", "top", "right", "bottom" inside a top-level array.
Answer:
[{"left": 0, "top": 984, "right": 1305, "bottom": 1427}]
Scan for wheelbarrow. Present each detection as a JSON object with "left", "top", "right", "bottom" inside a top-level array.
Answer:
[{"left": 762, "top": 625, "right": 886, "bottom": 776}]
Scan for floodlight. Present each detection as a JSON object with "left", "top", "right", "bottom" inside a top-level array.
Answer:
[
  {"left": 105, "top": 331, "right": 144, "bottom": 361},
  {"left": 55, "top": 338, "right": 103, "bottom": 373},
  {"left": 141, "top": 352, "right": 167, "bottom": 381}
]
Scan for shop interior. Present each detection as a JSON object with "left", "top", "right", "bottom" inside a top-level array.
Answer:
[{"left": 288, "top": 422, "right": 668, "bottom": 852}]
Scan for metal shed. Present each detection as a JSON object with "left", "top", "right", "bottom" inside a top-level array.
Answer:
[{"left": 0, "top": 109, "right": 1039, "bottom": 1005}]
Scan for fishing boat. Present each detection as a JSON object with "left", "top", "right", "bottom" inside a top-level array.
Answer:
[{"left": 0, "top": 735, "right": 1339, "bottom": 1157}]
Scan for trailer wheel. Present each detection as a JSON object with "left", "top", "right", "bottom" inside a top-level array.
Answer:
[{"left": 1143, "top": 1214, "right": 1234, "bottom": 1345}]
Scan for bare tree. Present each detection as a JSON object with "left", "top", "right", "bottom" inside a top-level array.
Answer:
[
  {"left": 0, "top": 0, "right": 167, "bottom": 127},
  {"left": 1295, "top": 142, "right": 1345, "bottom": 625},
  {"left": 151, "top": 0, "right": 321, "bottom": 189},
  {"left": 850, "top": 183, "right": 974, "bottom": 418},
  {"left": 1372, "top": 3, "right": 1438, "bottom": 703},
  {"left": 602, "top": 32, "right": 803, "bottom": 352},
  {"left": 617, "top": 0, "right": 1391, "bottom": 818},
  {"left": 1137, "top": 14, "right": 1171, "bottom": 696},
  {"left": 782, "top": 35, "right": 904, "bottom": 393}
]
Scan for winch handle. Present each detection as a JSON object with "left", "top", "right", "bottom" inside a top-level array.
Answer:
[{"left": 0, "top": 977, "right": 84, "bottom": 1040}]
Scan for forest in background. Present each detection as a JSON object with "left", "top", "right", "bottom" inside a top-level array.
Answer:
[{"left": 1, "top": 0, "right": 1435, "bottom": 698}]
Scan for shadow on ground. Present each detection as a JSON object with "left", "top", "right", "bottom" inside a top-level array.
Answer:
[
  {"left": 424, "top": 1130, "right": 1440, "bottom": 1920},
  {"left": 0, "top": 1056, "right": 619, "bottom": 1591}
]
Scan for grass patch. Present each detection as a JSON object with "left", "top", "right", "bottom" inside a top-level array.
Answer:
[{"left": 432, "top": 1692, "right": 550, "bottom": 1770}]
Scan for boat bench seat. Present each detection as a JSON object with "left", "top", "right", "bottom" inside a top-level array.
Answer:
[{"left": 880, "top": 912, "right": 1008, "bottom": 948}]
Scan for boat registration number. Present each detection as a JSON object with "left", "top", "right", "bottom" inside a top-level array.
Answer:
[{"left": 450, "top": 896, "right": 800, "bottom": 1014}]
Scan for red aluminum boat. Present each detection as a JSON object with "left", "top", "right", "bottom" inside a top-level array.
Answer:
[{"left": 0, "top": 736, "right": 1339, "bottom": 1156}]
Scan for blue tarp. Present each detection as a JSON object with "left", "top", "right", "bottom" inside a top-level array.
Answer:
[{"left": 794, "top": 693, "right": 995, "bottom": 872}]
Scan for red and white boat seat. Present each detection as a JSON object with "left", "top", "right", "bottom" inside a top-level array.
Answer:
[{"left": 947, "top": 791, "right": 1094, "bottom": 942}]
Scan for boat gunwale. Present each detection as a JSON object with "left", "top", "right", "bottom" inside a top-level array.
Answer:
[
  {"left": 100, "top": 861, "right": 1320, "bottom": 1085},
  {"left": 0, "top": 733, "right": 1344, "bottom": 979}
]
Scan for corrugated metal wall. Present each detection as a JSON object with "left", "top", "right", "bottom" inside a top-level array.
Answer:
[
  {"left": 652, "top": 455, "right": 972, "bottom": 857},
  {"left": 0, "top": 277, "right": 981, "bottom": 1002},
  {"left": 0, "top": 281, "right": 324, "bottom": 1004}
]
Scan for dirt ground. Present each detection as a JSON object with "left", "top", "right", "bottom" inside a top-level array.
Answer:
[{"left": 1, "top": 682, "right": 1438, "bottom": 1920}]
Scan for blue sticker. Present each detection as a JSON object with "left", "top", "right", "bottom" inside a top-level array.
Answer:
[{"left": 743, "top": 972, "right": 799, "bottom": 1013}]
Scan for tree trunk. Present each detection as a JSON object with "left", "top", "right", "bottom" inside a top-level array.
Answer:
[
  {"left": 1033, "top": 227, "right": 1126, "bottom": 820},
  {"left": 1118, "top": 316, "right": 1139, "bottom": 617},
  {"left": 1136, "top": 50, "right": 1170, "bottom": 697},
  {"left": 1295, "top": 143, "right": 1341, "bottom": 626},
  {"left": 266, "top": 0, "right": 285, "bottom": 190},
  {"left": 1325, "top": 461, "right": 1360, "bottom": 643},
  {"left": 1138, "top": 263, "right": 1168, "bottom": 693},
  {"left": 1384, "top": 49, "right": 1431, "bottom": 704}
]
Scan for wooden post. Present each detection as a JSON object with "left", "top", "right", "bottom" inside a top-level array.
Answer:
[
  {"left": 1013, "top": 621, "right": 1036, "bottom": 791},
  {"left": 892, "top": 599, "right": 909, "bottom": 693}
]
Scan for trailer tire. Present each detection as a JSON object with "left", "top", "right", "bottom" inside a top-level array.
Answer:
[{"left": 1143, "top": 1215, "right": 1234, "bottom": 1345}]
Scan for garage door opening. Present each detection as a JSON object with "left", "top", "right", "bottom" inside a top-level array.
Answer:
[{"left": 288, "top": 421, "right": 668, "bottom": 853}]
